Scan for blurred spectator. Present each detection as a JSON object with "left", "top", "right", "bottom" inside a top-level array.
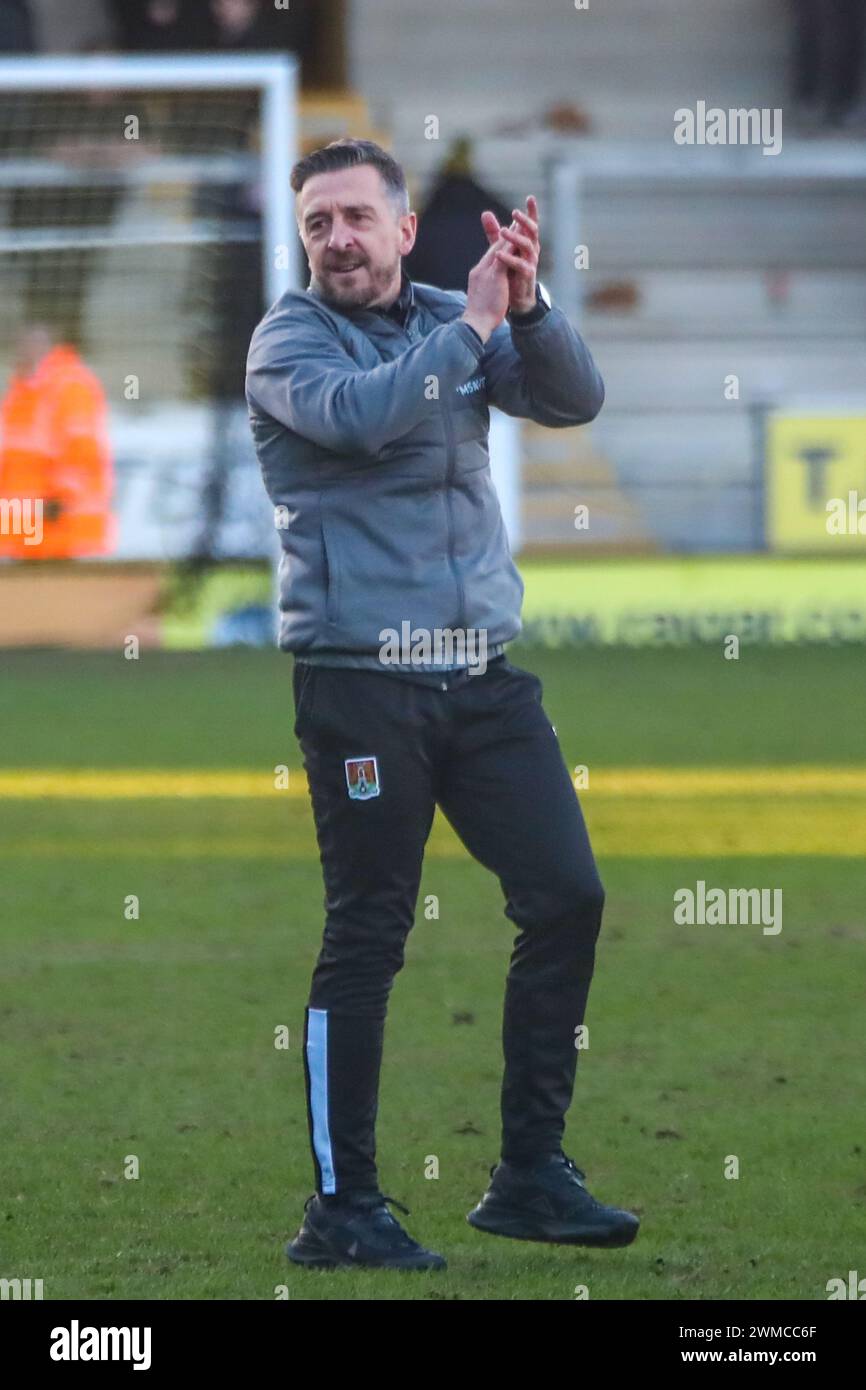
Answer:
[
  {"left": 0, "top": 0, "right": 35, "bottom": 51},
  {"left": 0, "top": 326, "right": 114, "bottom": 559},
  {"left": 28, "top": 0, "right": 113, "bottom": 52},
  {"left": 107, "top": 0, "right": 202, "bottom": 51},
  {"left": 210, "top": 0, "right": 273, "bottom": 48},
  {"left": 404, "top": 136, "right": 513, "bottom": 292},
  {"left": 107, "top": 0, "right": 315, "bottom": 76},
  {"left": 21, "top": 0, "right": 316, "bottom": 59},
  {"left": 790, "top": 0, "right": 866, "bottom": 126},
  {"left": 209, "top": 0, "right": 313, "bottom": 61}
]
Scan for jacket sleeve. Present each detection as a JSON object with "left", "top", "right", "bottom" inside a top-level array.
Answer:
[
  {"left": 245, "top": 297, "right": 485, "bottom": 455},
  {"left": 480, "top": 303, "right": 605, "bottom": 427}
]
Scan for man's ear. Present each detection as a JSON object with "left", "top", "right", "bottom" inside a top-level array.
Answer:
[{"left": 399, "top": 210, "right": 418, "bottom": 254}]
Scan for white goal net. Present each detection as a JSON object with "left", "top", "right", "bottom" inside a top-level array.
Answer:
[{"left": 0, "top": 54, "right": 297, "bottom": 563}]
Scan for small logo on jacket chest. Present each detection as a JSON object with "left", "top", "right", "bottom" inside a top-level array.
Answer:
[{"left": 456, "top": 375, "right": 486, "bottom": 398}]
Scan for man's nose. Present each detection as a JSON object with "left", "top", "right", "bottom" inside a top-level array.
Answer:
[{"left": 327, "top": 219, "right": 355, "bottom": 250}]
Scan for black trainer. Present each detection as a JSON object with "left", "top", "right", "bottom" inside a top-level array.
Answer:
[
  {"left": 286, "top": 1192, "right": 447, "bottom": 1271},
  {"left": 467, "top": 1152, "right": 639, "bottom": 1247}
]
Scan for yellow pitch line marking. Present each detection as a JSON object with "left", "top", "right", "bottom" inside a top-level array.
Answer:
[
  {"left": 0, "top": 771, "right": 293, "bottom": 799},
  {"left": 589, "top": 769, "right": 866, "bottom": 796},
  {"left": 1, "top": 767, "right": 866, "bottom": 798}
]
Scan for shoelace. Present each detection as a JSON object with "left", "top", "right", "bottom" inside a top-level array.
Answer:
[
  {"left": 492, "top": 1150, "right": 586, "bottom": 1173},
  {"left": 379, "top": 1194, "right": 411, "bottom": 1216},
  {"left": 349, "top": 1194, "right": 417, "bottom": 1250},
  {"left": 561, "top": 1155, "right": 587, "bottom": 1183},
  {"left": 305, "top": 1192, "right": 411, "bottom": 1218},
  {"left": 489, "top": 1152, "right": 588, "bottom": 1184},
  {"left": 303, "top": 1191, "right": 419, "bottom": 1254},
  {"left": 561, "top": 1154, "right": 610, "bottom": 1211}
]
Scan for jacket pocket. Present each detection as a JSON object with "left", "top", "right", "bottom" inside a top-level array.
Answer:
[{"left": 320, "top": 507, "right": 340, "bottom": 625}]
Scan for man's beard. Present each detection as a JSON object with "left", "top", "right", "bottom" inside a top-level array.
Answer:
[{"left": 314, "top": 254, "right": 401, "bottom": 309}]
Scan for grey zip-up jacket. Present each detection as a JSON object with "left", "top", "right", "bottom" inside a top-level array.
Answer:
[{"left": 245, "top": 275, "right": 604, "bottom": 655}]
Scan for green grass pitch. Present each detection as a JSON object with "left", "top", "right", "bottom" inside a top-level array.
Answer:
[{"left": 1, "top": 644, "right": 863, "bottom": 1300}]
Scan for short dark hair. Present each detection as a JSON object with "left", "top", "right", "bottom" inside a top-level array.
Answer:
[{"left": 290, "top": 138, "right": 409, "bottom": 215}]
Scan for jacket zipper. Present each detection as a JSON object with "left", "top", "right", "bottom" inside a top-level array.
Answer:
[
  {"left": 320, "top": 501, "right": 338, "bottom": 624},
  {"left": 441, "top": 406, "right": 465, "bottom": 631},
  {"left": 404, "top": 309, "right": 464, "bottom": 630}
]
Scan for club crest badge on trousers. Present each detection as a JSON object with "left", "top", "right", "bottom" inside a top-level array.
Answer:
[{"left": 345, "top": 756, "right": 380, "bottom": 800}]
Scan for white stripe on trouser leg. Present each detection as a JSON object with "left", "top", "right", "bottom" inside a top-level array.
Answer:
[{"left": 306, "top": 1007, "right": 336, "bottom": 1193}]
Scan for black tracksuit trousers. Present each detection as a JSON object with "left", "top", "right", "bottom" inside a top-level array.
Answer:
[{"left": 292, "top": 655, "right": 605, "bottom": 1197}]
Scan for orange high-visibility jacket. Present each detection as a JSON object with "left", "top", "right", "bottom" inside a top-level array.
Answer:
[{"left": 0, "top": 345, "right": 114, "bottom": 559}]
